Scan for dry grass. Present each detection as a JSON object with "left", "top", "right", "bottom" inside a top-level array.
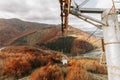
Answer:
[
  {"left": 31, "top": 64, "right": 63, "bottom": 80},
  {"left": 68, "top": 59, "right": 107, "bottom": 74},
  {"left": 0, "top": 46, "right": 62, "bottom": 78},
  {"left": 66, "top": 67, "right": 92, "bottom": 80},
  {"left": 31, "top": 64, "right": 93, "bottom": 80},
  {"left": 2, "top": 58, "right": 31, "bottom": 77},
  {"left": 0, "top": 46, "right": 107, "bottom": 80}
]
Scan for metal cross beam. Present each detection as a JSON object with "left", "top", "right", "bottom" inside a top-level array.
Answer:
[
  {"left": 77, "top": 8, "right": 105, "bottom": 13},
  {"left": 69, "top": 7, "right": 120, "bottom": 28},
  {"left": 72, "top": 7, "right": 120, "bottom": 14},
  {"left": 59, "top": 1, "right": 120, "bottom": 80}
]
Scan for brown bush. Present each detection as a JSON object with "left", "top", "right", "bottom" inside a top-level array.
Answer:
[
  {"left": 1, "top": 52, "right": 49, "bottom": 77},
  {"left": 21, "top": 52, "right": 48, "bottom": 68},
  {"left": 66, "top": 66, "right": 92, "bottom": 80},
  {"left": 1, "top": 46, "right": 62, "bottom": 78},
  {"left": 2, "top": 58, "right": 31, "bottom": 77},
  {"left": 68, "top": 59, "right": 107, "bottom": 74},
  {"left": 72, "top": 39, "right": 94, "bottom": 55},
  {"left": 31, "top": 64, "right": 63, "bottom": 80}
]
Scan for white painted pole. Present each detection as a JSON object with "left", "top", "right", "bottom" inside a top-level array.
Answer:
[{"left": 102, "top": 9, "right": 120, "bottom": 80}]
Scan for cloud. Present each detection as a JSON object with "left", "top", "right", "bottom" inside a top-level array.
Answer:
[
  {"left": 0, "top": 0, "right": 118, "bottom": 24},
  {"left": 96, "top": 0, "right": 112, "bottom": 8},
  {"left": 0, "top": 0, "right": 60, "bottom": 21},
  {"left": 0, "top": 0, "right": 30, "bottom": 13}
]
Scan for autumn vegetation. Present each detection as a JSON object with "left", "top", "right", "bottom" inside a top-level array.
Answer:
[
  {"left": 0, "top": 18, "right": 98, "bottom": 56},
  {"left": 68, "top": 59, "right": 107, "bottom": 74},
  {"left": 0, "top": 46, "right": 62, "bottom": 78},
  {"left": 2, "top": 58, "right": 31, "bottom": 77},
  {"left": 30, "top": 59, "right": 107, "bottom": 80},
  {"left": 66, "top": 67, "right": 92, "bottom": 80},
  {"left": 0, "top": 46, "right": 107, "bottom": 80},
  {"left": 31, "top": 65, "right": 64, "bottom": 80},
  {"left": 0, "top": 18, "right": 105, "bottom": 80}
]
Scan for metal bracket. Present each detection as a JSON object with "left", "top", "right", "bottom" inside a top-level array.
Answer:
[{"left": 104, "top": 42, "right": 120, "bottom": 45}]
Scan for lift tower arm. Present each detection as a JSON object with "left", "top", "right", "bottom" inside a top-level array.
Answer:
[{"left": 59, "top": 0, "right": 120, "bottom": 80}]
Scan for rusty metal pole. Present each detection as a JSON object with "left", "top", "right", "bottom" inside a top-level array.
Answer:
[
  {"left": 102, "top": 9, "right": 120, "bottom": 80},
  {"left": 59, "top": 0, "right": 70, "bottom": 35},
  {"left": 64, "top": 0, "right": 69, "bottom": 30},
  {"left": 100, "top": 38, "right": 106, "bottom": 64}
]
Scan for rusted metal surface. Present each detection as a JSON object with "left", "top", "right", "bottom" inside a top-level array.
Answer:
[
  {"left": 100, "top": 38, "right": 106, "bottom": 65},
  {"left": 60, "top": 0, "right": 71, "bottom": 34},
  {"left": 64, "top": 0, "right": 69, "bottom": 29},
  {"left": 101, "top": 38, "right": 105, "bottom": 52}
]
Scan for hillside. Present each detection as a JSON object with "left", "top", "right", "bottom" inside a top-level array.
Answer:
[
  {"left": 0, "top": 18, "right": 101, "bottom": 54},
  {"left": 0, "top": 18, "right": 106, "bottom": 80},
  {"left": 0, "top": 18, "right": 54, "bottom": 46},
  {"left": 0, "top": 46, "right": 107, "bottom": 80},
  {"left": 13, "top": 26, "right": 100, "bottom": 54}
]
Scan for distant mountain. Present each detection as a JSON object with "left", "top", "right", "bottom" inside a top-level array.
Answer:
[
  {"left": 0, "top": 18, "right": 54, "bottom": 46},
  {"left": 0, "top": 18, "right": 100, "bottom": 54}
]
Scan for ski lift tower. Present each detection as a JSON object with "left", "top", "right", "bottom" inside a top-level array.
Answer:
[{"left": 59, "top": 0, "right": 120, "bottom": 80}]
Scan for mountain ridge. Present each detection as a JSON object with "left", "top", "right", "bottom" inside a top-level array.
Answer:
[
  {"left": 0, "top": 18, "right": 100, "bottom": 54},
  {"left": 0, "top": 18, "right": 54, "bottom": 47}
]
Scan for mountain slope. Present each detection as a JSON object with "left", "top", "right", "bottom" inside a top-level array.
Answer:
[
  {"left": 0, "top": 18, "right": 100, "bottom": 54},
  {"left": 11, "top": 25, "right": 99, "bottom": 54},
  {"left": 0, "top": 18, "right": 54, "bottom": 46}
]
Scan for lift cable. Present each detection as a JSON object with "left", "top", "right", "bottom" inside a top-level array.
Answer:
[
  {"left": 78, "top": 0, "right": 90, "bottom": 8},
  {"left": 86, "top": 28, "right": 99, "bottom": 41},
  {"left": 73, "top": 0, "right": 89, "bottom": 8}
]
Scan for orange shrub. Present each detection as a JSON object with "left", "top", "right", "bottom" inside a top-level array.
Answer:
[
  {"left": 2, "top": 58, "right": 31, "bottom": 77},
  {"left": 31, "top": 64, "right": 63, "bottom": 80},
  {"left": 68, "top": 59, "right": 107, "bottom": 74},
  {"left": 66, "top": 66, "right": 92, "bottom": 80},
  {"left": 28, "top": 53, "right": 49, "bottom": 69},
  {"left": 0, "top": 46, "right": 64, "bottom": 79}
]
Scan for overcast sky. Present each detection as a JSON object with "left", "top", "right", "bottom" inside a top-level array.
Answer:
[
  {"left": 1, "top": 0, "right": 118, "bottom": 36},
  {"left": 0, "top": 0, "right": 113, "bottom": 21}
]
